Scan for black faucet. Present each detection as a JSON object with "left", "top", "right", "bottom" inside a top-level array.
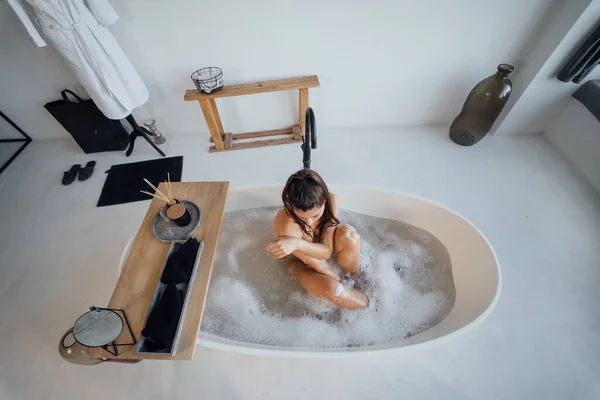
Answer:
[{"left": 302, "top": 107, "right": 317, "bottom": 169}]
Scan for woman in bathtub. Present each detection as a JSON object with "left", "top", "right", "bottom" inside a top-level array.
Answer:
[{"left": 264, "top": 169, "right": 368, "bottom": 310}]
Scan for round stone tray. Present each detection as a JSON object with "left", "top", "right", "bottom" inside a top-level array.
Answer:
[{"left": 152, "top": 200, "right": 202, "bottom": 242}]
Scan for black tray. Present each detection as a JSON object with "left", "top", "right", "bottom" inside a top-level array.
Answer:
[{"left": 135, "top": 240, "right": 204, "bottom": 356}]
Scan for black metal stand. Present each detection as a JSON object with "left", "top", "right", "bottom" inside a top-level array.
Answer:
[
  {"left": 88, "top": 306, "right": 137, "bottom": 357},
  {"left": 124, "top": 114, "right": 165, "bottom": 157},
  {"left": 0, "top": 110, "right": 32, "bottom": 175}
]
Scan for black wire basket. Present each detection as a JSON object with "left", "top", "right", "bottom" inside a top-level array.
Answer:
[{"left": 191, "top": 67, "right": 224, "bottom": 94}]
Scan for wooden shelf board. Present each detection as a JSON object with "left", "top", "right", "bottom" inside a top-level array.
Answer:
[{"left": 184, "top": 75, "right": 320, "bottom": 101}]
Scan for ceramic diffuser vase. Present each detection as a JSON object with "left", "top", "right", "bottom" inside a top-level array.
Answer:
[{"left": 449, "top": 64, "right": 514, "bottom": 146}]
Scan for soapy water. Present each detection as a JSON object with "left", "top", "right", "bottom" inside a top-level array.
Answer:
[{"left": 200, "top": 207, "right": 455, "bottom": 348}]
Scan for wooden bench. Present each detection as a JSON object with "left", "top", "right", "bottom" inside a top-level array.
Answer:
[{"left": 184, "top": 75, "right": 320, "bottom": 152}]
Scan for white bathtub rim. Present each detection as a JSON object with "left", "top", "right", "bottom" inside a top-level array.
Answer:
[{"left": 119, "top": 184, "right": 502, "bottom": 358}]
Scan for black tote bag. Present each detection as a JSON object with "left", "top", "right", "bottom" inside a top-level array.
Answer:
[{"left": 44, "top": 90, "right": 129, "bottom": 153}]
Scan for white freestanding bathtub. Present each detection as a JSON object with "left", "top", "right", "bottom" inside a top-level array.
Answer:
[
  {"left": 120, "top": 185, "right": 500, "bottom": 357},
  {"left": 196, "top": 185, "right": 501, "bottom": 357}
]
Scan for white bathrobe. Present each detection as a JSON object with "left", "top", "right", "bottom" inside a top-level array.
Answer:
[{"left": 7, "top": 0, "right": 149, "bottom": 120}]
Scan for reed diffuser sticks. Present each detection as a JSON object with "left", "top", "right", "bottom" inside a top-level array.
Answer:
[{"left": 140, "top": 176, "right": 176, "bottom": 205}]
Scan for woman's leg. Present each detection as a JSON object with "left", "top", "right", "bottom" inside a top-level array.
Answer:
[
  {"left": 291, "top": 265, "right": 368, "bottom": 310},
  {"left": 292, "top": 250, "right": 341, "bottom": 281},
  {"left": 334, "top": 224, "right": 361, "bottom": 274}
]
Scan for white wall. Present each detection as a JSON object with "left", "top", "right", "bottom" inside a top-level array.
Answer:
[
  {"left": 0, "top": 1, "right": 84, "bottom": 140},
  {"left": 1, "top": 0, "right": 551, "bottom": 140},
  {"left": 545, "top": 99, "right": 600, "bottom": 194},
  {"left": 494, "top": 1, "right": 600, "bottom": 135},
  {"left": 491, "top": 0, "right": 592, "bottom": 134}
]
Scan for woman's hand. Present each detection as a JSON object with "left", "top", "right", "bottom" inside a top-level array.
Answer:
[{"left": 264, "top": 237, "right": 301, "bottom": 259}]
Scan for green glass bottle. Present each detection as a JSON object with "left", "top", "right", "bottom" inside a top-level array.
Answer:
[{"left": 449, "top": 64, "right": 514, "bottom": 146}]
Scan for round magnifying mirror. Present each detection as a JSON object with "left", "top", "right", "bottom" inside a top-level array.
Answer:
[{"left": 73, "top": 308, "right": 123, "bottom": 347}]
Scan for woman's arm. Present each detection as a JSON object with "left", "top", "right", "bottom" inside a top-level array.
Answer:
[
  {"left": 267, "top": 221, "right": 332, "bottom": 260},
  {"left": 267, "top": 193, "right": 341, "bottom": 260},
  {"left": 266, "top": 210, "right": 340, "bottom": 280},
  {"left": 289, "top": 247, "right": 340, "bottom": 280},
  {"left": 295, "top": 234, "right": 333, "bottom": 260}
]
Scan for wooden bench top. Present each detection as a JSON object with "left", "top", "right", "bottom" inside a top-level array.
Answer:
[
  {"left": 89, "top": 181, "right": 229, "bottom": 361},
  {"left": 184, "top": 75, "right": 320, "bottom": 101}
]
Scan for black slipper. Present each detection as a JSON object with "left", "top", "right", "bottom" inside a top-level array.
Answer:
[
  {"left": 62, "top": 164, "right": 81, "bottom": 185},
  {"left": 78, "top": 161, "right": 96, "bottom": 181}
]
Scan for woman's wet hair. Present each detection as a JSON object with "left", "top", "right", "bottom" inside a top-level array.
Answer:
[{"left": 282, "top": 169, "right": 339, "bottom": 241}]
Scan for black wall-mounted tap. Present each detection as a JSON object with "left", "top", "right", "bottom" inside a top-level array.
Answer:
[{"left": 302, "top": 107, "right": 317, "bottom": 169}]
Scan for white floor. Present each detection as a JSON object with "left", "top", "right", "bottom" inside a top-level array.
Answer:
[{"left": 1, "top": 126, "right": 599, "bottom": 399}]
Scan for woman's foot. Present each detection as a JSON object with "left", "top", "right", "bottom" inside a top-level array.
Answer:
[
  {"left": 296, "top": 267, "right": 368, "bottom": 310},
  {"left": 341, "top": 274, "right": 356, "bottom": 288},
  {"left": 333, "top": 282, "right": 368, "bottom": 310}
]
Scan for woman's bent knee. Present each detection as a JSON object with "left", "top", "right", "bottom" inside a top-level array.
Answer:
[{"left": 335, "top": 225, "right": 360, "bottom": 250}]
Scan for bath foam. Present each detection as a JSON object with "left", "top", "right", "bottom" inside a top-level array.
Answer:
[{"left": 200, "top": 207, "right": 456, "bottom": 348}]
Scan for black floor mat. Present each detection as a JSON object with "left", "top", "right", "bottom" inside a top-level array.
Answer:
[{"left": 97, "top": 156, "right": 183, "bottom": 207}]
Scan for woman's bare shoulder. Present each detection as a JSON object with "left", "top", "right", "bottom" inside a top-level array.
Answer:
[
  {"left": 273, "top": 209, "right": 303, "bottom": 237},
  {"left": 274, "top": 208, "right": 292, "bottom": 223}
]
